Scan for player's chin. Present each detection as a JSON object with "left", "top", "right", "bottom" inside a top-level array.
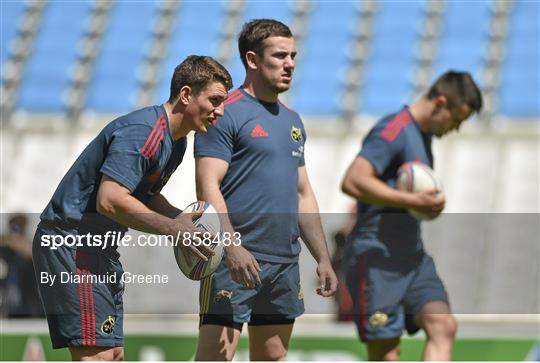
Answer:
[
  {"left": 437, "top": 127, "right": 456, "bottom": 137},
  {"left": 199, "top": 120, "right": 215, "bottom": 134},
  {"left": 274, "top": 83, "right": 291, "bottom": 93},
  {"left": 197, "top": 124, "right": 209, "bottom": 134}
]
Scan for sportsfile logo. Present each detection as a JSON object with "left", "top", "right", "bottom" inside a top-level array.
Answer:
[
  {"left": 40, "top": 231, "right": 242, "bottom": 250},
  {"left": 177, "top": 231, "right": 242, "bottom": 247}
]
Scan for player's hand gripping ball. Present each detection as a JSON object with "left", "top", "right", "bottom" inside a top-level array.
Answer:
[
  {"left": 397, "top": 162, "right": 444, "bottom": 220},
  {"left": 174, "top": 201, "right": 224, "bottom": 280}
]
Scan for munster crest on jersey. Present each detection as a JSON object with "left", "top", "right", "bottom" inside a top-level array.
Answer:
[
  {"left": 368, "top": 311, "right": 388, "bottom": 328},
  {"left": 101, "top": 315, "right": 116, "bottom": 334},
  {"left": 291, "top": 126, "right": 303, "bottom": 142}
]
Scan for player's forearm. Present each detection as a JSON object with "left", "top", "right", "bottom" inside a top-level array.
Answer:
[
  {"left": 196, "top": 182, "right": 236, "bottom": 235},
  {"left": 344, "top": 175, "right": 413, "bottom": 209},
  {"left": 146, "top": 193, "right": 182, "bottom": 218},
  {"left": 97, "top": 193, "right": 175, "bottom": 235},
  {"left": 298, "top": 192, "right": 332, "bottom": 264}
]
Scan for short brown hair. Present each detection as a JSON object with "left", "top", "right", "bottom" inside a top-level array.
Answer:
[
  {"left": 238, "top": 19, "right": 293, "bottom": 68},
  {"left": 427, "top": 71, "right": 483, "bottom": 112},
  {"left": 169, "top": 55, "right": 233, "bottom": 102}
]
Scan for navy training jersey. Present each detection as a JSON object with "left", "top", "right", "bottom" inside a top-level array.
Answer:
[
  {"left": 349, "top": 107, "right": 433, "bottom": 257},
  {"left": 194, "top": 88, "right": 306, "bottom": 263},
  {"left": 41, "top": 105, "right": 187, "bottom": 245}
]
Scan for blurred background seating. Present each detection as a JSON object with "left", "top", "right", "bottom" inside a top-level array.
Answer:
[{"left": 1, "top": 0, "right": 538, "bottom": 120}]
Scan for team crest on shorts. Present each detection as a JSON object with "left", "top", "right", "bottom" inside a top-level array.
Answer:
[
  {"left": 101, "top": 315, "right": 116, "bottom": 334},
  {"left": 291, "top": 126, "right": 303, "bottom": 142},
  {"left": 215, "top": 289, "right": 233, "bottom": 302},
  {"left": 298, "top": 288, "right": 304, "bottom": 300},
  {"left": 368, "top": 311, "right": 388, "bottom": 328}
]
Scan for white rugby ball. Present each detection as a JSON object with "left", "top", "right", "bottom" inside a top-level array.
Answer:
[
  {"left": 173, "top": 201, "right": 224, "bottom": 280},
  {"left": 396, "top": 162, "right": 444, "bottom": 220}
]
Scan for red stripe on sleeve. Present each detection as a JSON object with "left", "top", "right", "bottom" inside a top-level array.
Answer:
[
  {"left": 142, "top": 120, "right": 166, "bottom": 158},
  {"left": 380, "top": 111, "right": 412, "bottom": 142},
  {"left": 145, "top": 129, "right": 165, "bottom": 159},
  {"left": 141, "top": 115, "right": 165, "bottom": 154},
  {"left": 224, "top": 92, "right": 244, "bottom": 106},
  {"left": 226, "top": 89, "right": 240, "bottom": 100}
]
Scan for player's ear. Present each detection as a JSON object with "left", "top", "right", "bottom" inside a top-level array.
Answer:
[
  {"left": 179, "top": 86, "right": 193, "bottom": 106},
  {"left": 245, "top": 51, "right": 258, "bottom": 71}
]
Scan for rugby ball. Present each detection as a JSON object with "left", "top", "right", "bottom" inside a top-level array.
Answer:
[
  {"left": 396, "top": 162, "right": 444, "bottom": 220},
  {"left": 173, "top": 201, "right": 224, "bottom": 280}
]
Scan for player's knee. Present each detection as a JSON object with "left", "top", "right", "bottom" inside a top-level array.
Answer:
[
  {"left": 265, "top": 349, "right": 288, "bottom": 361},
  {"left": 424, "top": 314, "right": 457, "bottom": 340},
  {"left": 444, "top": 315, "right": 458, "bottom": 339},
  {"left": 252, "top": 344, "right": 288, "bottom": 361}
]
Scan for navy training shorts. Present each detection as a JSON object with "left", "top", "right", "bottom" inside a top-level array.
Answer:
[
  {"left": 32, "top": 222, "right": 124, "bottom": 349},
  {"left": 344, "top": 249, "right": 449, "bottom": 341},
  {"left": 199, "top": 258, "right": 305, "bottom": 331}
]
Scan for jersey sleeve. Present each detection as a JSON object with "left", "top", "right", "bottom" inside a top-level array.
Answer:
[
  {"left": 359, "top": 126, "right": 402, "bottom": 176},
  {"left": 194, "top": 111, "right": 235, "bottom": 163},
  {"left": 299, "top": 122, "right": 307, "bottom": 167},
  {"left": 100, "top": 125, "right": 155, "bottom": 192}
]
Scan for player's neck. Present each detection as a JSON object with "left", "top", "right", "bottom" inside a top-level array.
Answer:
[
  {"left": 163, "top": 101, "right": 190, "bottom": 140},
  {"left": 409, "top": 98, "right": 433, "bottom": 133},
  {"left": 242, "top": 80, "right": 279, "bottom": 103}
]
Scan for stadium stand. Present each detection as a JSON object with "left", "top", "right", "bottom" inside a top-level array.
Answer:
[
  {"left": 1, "top": 3, "right": 538, "bottom": 359},
  {"left": 16, "top": 1, "right": 92, "bottom": 112},
  {"left": 154, "top": 2, "right": 224, "bottom": 104},
  {"left": 431, "top": 1, "right": 491, "bottom": 87},
  {"left": 0, "top": 1, "right": 26, "bottom": 67},
  {"left": 290, "top": 1, "right": 360, "bottom": 115},
  {"left": 357, "top": 1, "right": 426, "bottom": 115},
  {"left": 498, "top": 0, "right": 540, "bottom": 118},
  {"left": 85, "top": 1, "right": 160, "bottom": 113},
  {"left": 0, "top": 0, "right": 536, "bottom": 119}
]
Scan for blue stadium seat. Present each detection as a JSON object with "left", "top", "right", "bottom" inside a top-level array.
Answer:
[
  {"left": 17, "top": 1, "right": 92, "bottom": 112},
  {"left": 291, "top": 2, "right": 359, "bottom": 115},
  {"left": 360, "top": 55, "right": 416, "bottom": 115},
  {"left": 358, "top": 1, "right": 425, "bottom": 116},
  {"left": 375, "top": 1, "right": 425, "bottom": 30},
  {"left": 1, "top": 1, "right": 26, "bottom": 68},
  {"left": 242, "top": 1, "right": 291, "bottom": 24},
  {"left": 86, "top": 1, "right": 160, "bottom": 112},
  {"left": 432, "top": 1, "right": 491, "bottom": 84},
  {"left": 498, "top": 1, "right": 540, "bottom": 117},
  {"left": 155, "top": 2, "right": 225, "bottom": 103}
]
